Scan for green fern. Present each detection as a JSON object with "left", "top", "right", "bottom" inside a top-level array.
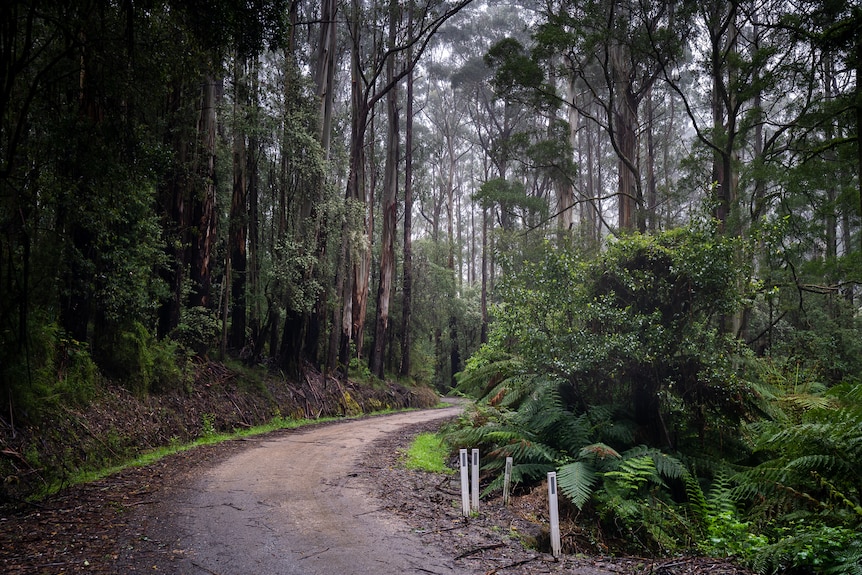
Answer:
[
  {"left": 557, "top": 460, "right": 599, "bottom": 509},
  {"left": 750, "top": 524, "right": 858, "bottom": 575},
  {"left": 624, "top": 445, "right": 687, "bottom": 481},
  {"left": 604, "top": 456, "right": 660, "bottom": 494},
  {"left": 683, "top": 472, "right": 708, "bottom": 522}
]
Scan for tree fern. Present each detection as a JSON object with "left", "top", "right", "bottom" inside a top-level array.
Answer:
[
  {"left": 557, "top": 460, "right": 599, "bottom": 509},
  {"left": 623, "top": 445, "right": 687, "bottom": 482},
  {"left": 454, "top": 347, "right": 522, "bottom": 399},
  {"left": 604, "top": 456, "right": 660, "bottom": 494}
]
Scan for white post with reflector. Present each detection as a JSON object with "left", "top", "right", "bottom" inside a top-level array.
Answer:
[
  {"left": 503, "top": 456, "right": 513, "bottom": 505},
  {"left": 471, "top": 448, "right": 480, "bottom": 511},
  {"left": 459, "top": 449, "right": 470, "bottom": 516},
  {"left": 547, "top": 471, "right": 561, "bottom": 557}
]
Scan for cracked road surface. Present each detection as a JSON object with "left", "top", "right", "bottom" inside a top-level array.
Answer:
[{"left": 163, "top": 406, "right": 466, "bottom": 575}]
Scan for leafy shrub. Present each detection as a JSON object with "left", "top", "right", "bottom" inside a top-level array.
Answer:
[
  {"left": 698, "top": 473, "right": 768, "bottom": 561},
  {"left": 101, "top": 321, "right": 187, "bottom": 395},
  {"left": 448, "top": 226, "right": 773, "bottom": 555},
  {"left": 172, "top": 306, "right": 222, "bottom": 356}
]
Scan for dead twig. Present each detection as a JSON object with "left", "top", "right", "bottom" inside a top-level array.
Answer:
[
  {"left": 484, "top": 556, "right": 540, "bottom": 574},
  {"left": 455, "top": 542, "right": 505, "bottom": 559}
]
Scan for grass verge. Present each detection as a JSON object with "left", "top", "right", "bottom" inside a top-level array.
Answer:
[
  {"left": 36, "top": 408, "right": 418, "bottom": 501},
  {"left": 403, "top": 432, "right": 452, "bottom": 473}
]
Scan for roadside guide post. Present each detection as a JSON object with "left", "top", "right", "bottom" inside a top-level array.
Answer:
[
  {"left": 471, "top": 448, "right": 480, "bottom": 511},
  {"left": 502, "top": 456, "right": 513, "bottom": 506},
  {"left": 460, "top": 449, "right": 470, "bottom": 516},
  {"left": 548, "top": 471, "right": 561, "bottom": 557}
]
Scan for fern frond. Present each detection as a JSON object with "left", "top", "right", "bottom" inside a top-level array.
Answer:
[
  {"left": 579, "top": 442, "right": 622, "bottom": 460},
  {"left": 510, "top": 462, "right": 555, "bottom": 485},
  {"left": 623, "top": 445, "right": 687, "bottom": 481},
  {"left": 455, "top": 353, "right": 523, "bottom": 399},
  {"left": 781, "top": 393, "right": 837, "bottom": 412},
  {"left": 557, "top": 460, "right": 598, "bottom": 509},
  {"left": 824, "top": 536, "right": 862, "bottom": 575},
  {"left": 496, "top": 438, "right": 560, "bottom": 464},
  {"left": 604, "top": 456, "right": 660, "bottom": 493},
  {"left": 684, "top": 472, "right": 708, "bottom": 521},
  {"left": 706, "top": 470, "right": 737, "bottom": 516},
  {"left": 784, "top": 454, "right": 846, "bottom": 475}
]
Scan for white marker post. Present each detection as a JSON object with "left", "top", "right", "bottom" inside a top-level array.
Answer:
[
  {"left": 459, "top": 449, "right": 470, "bottom": 516},
  {"left": 547, "top": 472, "right": 562, "bottom": 558},
  {"left": 471, "top": 448, "right": 480, "bottom": 511},
  {"left": 502, "top": 456, "right": 513, "bottom": 506}
]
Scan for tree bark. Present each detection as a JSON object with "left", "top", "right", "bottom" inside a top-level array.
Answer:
[
  {"left": 399, "top": 5, "right": 416, "bottom": 378},
  {"left": 189, "top": 73, "right": 219, "bottom": 309},
  {"left": 370, "top": 0, "right": 400, "bottom": 379},
  {"left": 228, "top": 57, "right": 248, "bottom": 351}
]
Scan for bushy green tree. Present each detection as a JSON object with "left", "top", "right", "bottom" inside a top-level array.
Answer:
[
  {"left": 450, "top": 224, "right": 767, "bottom": 552},
  {"left": 464, "top": 224, "right": 758, "bottom": 449}
]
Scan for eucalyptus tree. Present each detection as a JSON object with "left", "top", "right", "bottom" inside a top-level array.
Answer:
[
  {"left": 264, "top": 1, "right": 340, "bottom": 376},
  {"left": 326, "top": 0, "right": 474, "bottom": 374},
  {"left": 368, "top": 0, "right": 402, "bottom": 378},
  {"left": 532, "top": 0, "right": 690, "bottom": 233}
]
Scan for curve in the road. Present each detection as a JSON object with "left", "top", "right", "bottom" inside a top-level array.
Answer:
[{"left": 165, "top": 406, "right": 467, "bottom": 575}]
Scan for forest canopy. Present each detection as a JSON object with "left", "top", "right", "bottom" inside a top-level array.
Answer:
[{"left": 1, "top": 0, "right": 861, "bottom": 572}]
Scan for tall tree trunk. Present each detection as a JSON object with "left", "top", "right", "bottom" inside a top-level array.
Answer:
[
  {"left": 562, "top": 74, "right": 578, "bottom": 239},
  {"left": 328, "top": 0, "right": 365, "bottom": 374},
  {"left": 247, "top": 68, "right": 261, "bottom": 359},
  {"left": 317, "top": 0, "right": 338, "bottom": 160},
  {"left": 645, "top": 87, "right": 658, "bottom": 232},
  {"left": 399, "top": 5, "right": 415, "bottom": 378},
  {"left": 157, "top": 81, "right": 191, "bottom": 338},
  {"left": 189, "top": 73, "right": 219, "bottom": 309},
  {"left": 609, "top": 30, "right": 642, "bottom": 233},
  {"left": 710, "top": 1, "right": 738, "bottom": 232},
  {"left": 614, "top": 88, "right": 640, "bottom": 232},
  {"left": 370, "top": 0, "right": 400, "bottom": 379},
  {"left": 585, "top": 109, "right": 598, "bottom": 247},
  {"left": 228, "top": 57, "right": 248, "bottom": 351},
  {"left": 480, "top": 205, "right": 488, "bottom": 344}
]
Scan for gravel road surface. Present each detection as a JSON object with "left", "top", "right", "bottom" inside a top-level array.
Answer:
[{"left": 163, "top": 406, "right": 465, "bottom": 575}]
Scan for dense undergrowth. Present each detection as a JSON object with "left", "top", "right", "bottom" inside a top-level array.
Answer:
[{"left": 443, "top": 226, "right": 862, "bottom": 575}]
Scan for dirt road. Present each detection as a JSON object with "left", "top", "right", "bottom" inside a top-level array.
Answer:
[
  {"left": 157, "top": 406, "right": 469, "bottom": 575},
  {"left": 1, "top": 404, "right": 753, "bottom": 575}
]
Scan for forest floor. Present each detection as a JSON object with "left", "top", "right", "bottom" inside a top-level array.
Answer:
[{"left": 0, "top": 406, "right": 755, "bottom": 574}]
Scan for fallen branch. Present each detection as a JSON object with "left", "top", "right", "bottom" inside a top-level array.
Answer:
[
  {"left": 484, "top": 556, "right": 540, "bottom": 574},
  {"left": 455, "top": 542, "right": 505, "bottom": 559}
]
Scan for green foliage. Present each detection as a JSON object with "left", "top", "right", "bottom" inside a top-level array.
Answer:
[
  {"left": 729, "top": 382, "right": 862, "bottom": 573},
  {"left": 172, "top": 306, "right": 223, "bottom": 356},
  {"left": 751, "top": 524, "right": 861, "bottom": 575},
  {"left": 272, "top": 237, "right": 324, "bottom": 315},
  {"left": 409, "top": 240, "right": 484, "bottom": 390},
  {"left": 449, "top": 226, "right": 799, "bottom": 555},
  {"left": 482, "top": 226, "right": 756, "bottom": 453},
  {"left": 9, "top": 318, "right": 100, "bottom": 420},
  {"left": 698, "top": 472, "right": 768, "bottom": 561},
  {"left": 474, "top": 178, "right": 547, "bottom": 220},
  {"left": 101, "top": 322, "right": 188, "bottom": 396},
  {"left": 200, "top": 413, "right": 217, "bottom": 438}
]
